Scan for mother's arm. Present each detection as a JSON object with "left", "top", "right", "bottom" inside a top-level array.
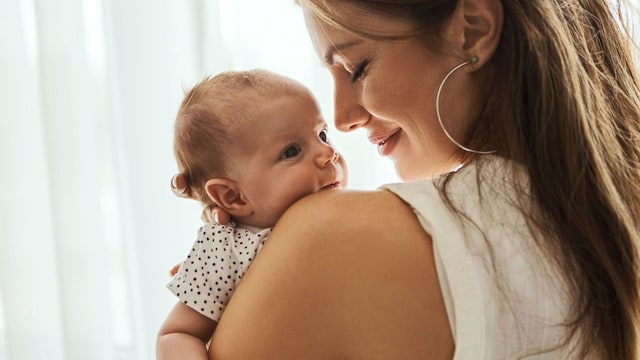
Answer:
[{"left": 209, "top": 189, "right": 454, "bottom": 360}]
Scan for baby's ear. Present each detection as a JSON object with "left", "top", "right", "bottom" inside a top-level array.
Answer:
[{"left": 204, "top": 178, "right": 252, "bottom": 217}]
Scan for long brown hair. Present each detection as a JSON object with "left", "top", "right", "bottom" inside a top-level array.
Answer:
[{"left": 299, "top": 0, "right": 640, "bottom": 358}]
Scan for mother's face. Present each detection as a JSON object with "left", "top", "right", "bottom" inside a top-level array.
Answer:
[{"left": 303, "top": 4, "right": 476, "bottom": 180}]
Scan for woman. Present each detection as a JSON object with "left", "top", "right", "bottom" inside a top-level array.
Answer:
[{"left": 173, "top": 0, "right": 640, "bottom": 358}]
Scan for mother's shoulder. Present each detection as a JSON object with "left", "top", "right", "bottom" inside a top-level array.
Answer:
[
  {"left": 278, "top": 189, "right": 419, "bottom": 233},
  {"left": 268, "top": 188, "right": 429, "bottom": 253},
  {"left": 212, "top": 188, "right": 451, "bottom": 359},
  {"left": 296, "top": 188, "right": 401, "bottom": 207}
]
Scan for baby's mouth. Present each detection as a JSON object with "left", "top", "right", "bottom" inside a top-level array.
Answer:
[{"left": 320, "top": 181, "right": 341, "bottom": 191}]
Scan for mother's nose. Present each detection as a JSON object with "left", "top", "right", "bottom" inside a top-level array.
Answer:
[{"left": 333, "top": 82, "right": 369, "bottom": 132}]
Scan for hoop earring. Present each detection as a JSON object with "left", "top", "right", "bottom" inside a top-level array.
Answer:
[{"left": 436, "top": 56, "right": 496, "bottom": 155}]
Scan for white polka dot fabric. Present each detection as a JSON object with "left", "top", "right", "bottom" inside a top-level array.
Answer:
[{"left": 167, "top": 222, "right": 271, "bottom": 321}]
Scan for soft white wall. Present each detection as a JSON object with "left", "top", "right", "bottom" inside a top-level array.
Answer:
[
  {"left": 0, "top": 0, "right": 66, "bottom": 358},
  {"left": 105, "top": 1, "right": 213, "bottom": 358}
]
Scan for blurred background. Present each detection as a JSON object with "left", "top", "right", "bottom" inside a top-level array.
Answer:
[{"left": 0, "top": 0, "right": 400, "bottom": 359}]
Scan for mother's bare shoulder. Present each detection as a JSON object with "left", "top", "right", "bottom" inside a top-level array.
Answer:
[
  {"left": 275, "top": 188, "right": 419, "bottom": 239},
  {"left": 210, "top": 189, "right": 453, "bottom": 360}
]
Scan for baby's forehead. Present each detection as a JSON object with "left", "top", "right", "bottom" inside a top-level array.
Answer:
[
  {"left": 228, "top": 89, "right": 322, "bottom": 139},
  {"left": 205, "top": 81, "right": 299, "bottom": 119},
  {"left": 201, "top": 73, "right": 320, "bottom": 139},
  {"left": 246, "top": 92, "right": 318, "bottom": 129}
]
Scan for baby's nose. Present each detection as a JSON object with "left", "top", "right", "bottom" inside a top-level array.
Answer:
[{"left": 317, "top": 146, "right": 338, "bottom": 167}]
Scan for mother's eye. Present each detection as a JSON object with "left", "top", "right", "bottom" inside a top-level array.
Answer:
[
  {"left": 280, "top": 145, "right": 301, "bottom": 159},
  {"left": 350, "top": 61, "right": 368, "bottom": 82}
]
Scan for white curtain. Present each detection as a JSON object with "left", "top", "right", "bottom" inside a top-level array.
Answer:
[{"left": 0, "top": 0, "right": 399, "bottom": 359}]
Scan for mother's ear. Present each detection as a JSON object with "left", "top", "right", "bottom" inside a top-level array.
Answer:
[
  {"left": 446, "top": 0, "right": 503, "bottom": 68},
  {"left": 204, "top": 178, "right": 253, "bottom": 217}
]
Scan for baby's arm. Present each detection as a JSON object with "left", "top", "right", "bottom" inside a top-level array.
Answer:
[{"left": 157, "top": 301, "right": 217, "bottom": 360}]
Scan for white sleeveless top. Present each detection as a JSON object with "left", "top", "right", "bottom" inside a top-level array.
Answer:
[{"left": 381, "top": 156, "right": 574, "bottom": 359}]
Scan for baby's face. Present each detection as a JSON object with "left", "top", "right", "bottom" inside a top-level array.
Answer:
[{"left": 228, "top": 90, "right": 347, "bottom": 228}]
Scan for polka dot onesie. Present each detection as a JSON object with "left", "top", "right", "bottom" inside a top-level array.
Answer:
[{"left": 167, "top": 221, "right": 271, "bottom": 322}]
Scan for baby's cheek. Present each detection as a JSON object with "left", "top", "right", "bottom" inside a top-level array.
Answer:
[{"left": 265, "top": 189, "right": 307, "bottom": 224}]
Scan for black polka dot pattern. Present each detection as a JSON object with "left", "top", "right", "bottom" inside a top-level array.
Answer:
[{"left": 167, "top": 222, "right": 271, "bottom": 321}]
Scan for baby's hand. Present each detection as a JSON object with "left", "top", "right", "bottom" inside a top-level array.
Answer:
[
  {"left": 169, "top": 263, "right": 181, "bottom": 277},
  {"left": 201, "top": 205, "right": 231, "bottom": 224},
  {"left": 170, "top": 174, "right": 191, "bottom": 198}
]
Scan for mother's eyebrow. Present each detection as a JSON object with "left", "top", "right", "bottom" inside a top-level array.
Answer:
[{"left": 324, "top": 40, "right": 363, "bottom": 65}]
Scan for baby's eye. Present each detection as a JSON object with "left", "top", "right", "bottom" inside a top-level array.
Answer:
[
  {"left": 319, "top": 129, "right": 329, "bottom": 143},
  {"left": 280, "top": 145, "right": 301, "bottom": 159}
]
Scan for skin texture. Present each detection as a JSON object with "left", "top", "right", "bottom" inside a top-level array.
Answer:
[
  {"left": 210, "top": 189, "right": 453, "bottom": 359},
  {"left": 302, "top": 1, "right": 501, "bottom": 180},
  {"left": 304, "top": 10, "right": 468, "bottom": 180}
]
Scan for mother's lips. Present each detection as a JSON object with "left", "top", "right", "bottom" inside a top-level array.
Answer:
[
  {"left": 368, "top": 129, "right": 401, "bottom": 156},
  {"left": 368, "top": 129, "right": 400, "bottom": 146}
]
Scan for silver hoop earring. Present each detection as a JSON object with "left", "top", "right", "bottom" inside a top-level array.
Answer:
[{"left": 436, "top": 56, "right": 496, "bottom": 155}]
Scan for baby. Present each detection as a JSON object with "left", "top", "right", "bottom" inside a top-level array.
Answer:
[{"left": 157, "top": 69, "right": 347, "bottom": 359}]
